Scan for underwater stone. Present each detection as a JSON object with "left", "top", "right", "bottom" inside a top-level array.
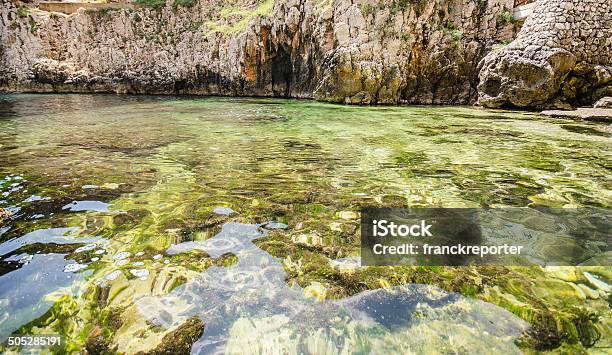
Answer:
[
  {"left": 113, "top": 252, "right": 131, "bottom": 260},
  {"left": 337, "top": 211, "right": 358, "bottom": 220},
  {"left": 577, "top": 283, "right": 600, "bottom": 299},
  {"left": 543, "top": 266, "right": 580, "bottom": 282},
  {"left": 23, "top": 195, "right": 50, "bottom": 203},
  {"left": 304, "top": 282, "right": 327, "bottom": 301},
  {"left": 130, "top": 269, "right": 150, "bottom": 280},
  {"left": 115, "top": 260, "right": 129, "bottom": 267},
  {"left": 105, "top": 270, "right": 122, "bottom": 281},
  {"left": 330, "top": 257, "right": 362, "bottom": 272},
  {"left": 584, "top": 272, "right": 611, "bottom": 293},
  {"left": 63, "top": 263, "right": 87, "bottom": 273},
  {"left": 263, "top": 221, "right": 288, "bottom": 230},
  {"left": 213, "top": 207, "right": 235, "bottom": 216},
  {"left": 75, "top": 243, "right": 98, "bottom": 253}
]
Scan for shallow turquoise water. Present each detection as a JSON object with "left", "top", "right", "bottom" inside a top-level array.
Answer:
[{"left": 0, "top": 94, "right": 610, "bottom": 353}]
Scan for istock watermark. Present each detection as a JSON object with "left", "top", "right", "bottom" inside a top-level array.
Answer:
[{"left": 361, "top": 208, "right": 611, "bottom": 266}]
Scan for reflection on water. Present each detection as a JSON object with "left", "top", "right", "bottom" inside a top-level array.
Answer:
[
  {"left": 62, "top": 200, "right": 110, "bottom": 212},
  {"left": 138, "top": 222, "right": 528, "bottom": 354},
  {"left": 0, "top": 94, "right": 610, "bottom": 352},
  {"left": 0, "top": 227, "right": 101, "bottom": 340}
]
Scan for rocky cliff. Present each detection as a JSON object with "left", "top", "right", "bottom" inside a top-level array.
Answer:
[
  {"left": 1, "top": 0, "right": 518, "bottom": 104},
  {"left": 479, "top": 0, "right": 612, "bottom": 109}
]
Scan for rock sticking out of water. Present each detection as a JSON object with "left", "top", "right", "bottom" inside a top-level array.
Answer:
[{"left": 213, "top": 207, "right": 235, "bottom": 216}]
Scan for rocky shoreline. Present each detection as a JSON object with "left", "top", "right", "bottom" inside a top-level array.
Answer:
[{"left": 1, "top": 0, "right": 610, "bottom": 109}]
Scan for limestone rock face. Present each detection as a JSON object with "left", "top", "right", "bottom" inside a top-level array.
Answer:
[
  {"left": 478, "top": 0, "right": 612, "bottom": 109},
  {"left": 1, "top": 0, "right": 516, "bottom": 104}
]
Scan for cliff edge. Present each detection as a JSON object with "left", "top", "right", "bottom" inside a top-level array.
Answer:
[
  {"left": 1, "top": 0, "right": 609, "bottom": 108},
  {"left": 1, "top": 0, "right": 516, "bottom": 104}
]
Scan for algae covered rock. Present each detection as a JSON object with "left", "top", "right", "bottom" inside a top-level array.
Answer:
[{"left": 146, "top": 317, "right": 205, "bottom": 355}]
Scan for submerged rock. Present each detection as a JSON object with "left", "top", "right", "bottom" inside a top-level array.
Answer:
[
  {"left": 213, "top": 207, "right": 235, "bottom": 216},
  {"left": 583, "top": 272, "right": 611, "bottom": 293},
  {"left": 75, "top": 243, "right": 98, "bottom": 253},
  {"left": 262, "top": 221, "right": 288, "bottom": 230},
  {"left": 130, "top": 269, "right": 150, "bottom": 280},
  {"left": 113, "top": 252, "right": 131, "bottom": 260},
  {"left": 63, "top": 263, "right": 88, "bottom": 273},
  {"left": 105, "top": 270, "right": 122, "bottom": 281},
  {"left": 330, "top": 257, "right": 362, "bottom": 272},
  {"left": 337, "top": 211, "right": 358, "bottom": 220},
  {"left": 115, "top": 260, "right": 128, "bottom": 267},
  {"left": 147, "top": 317, "right": 205, "bottom": 355},
  {"left": 304, "top": 282, "right": 327, "bottom": 301}
]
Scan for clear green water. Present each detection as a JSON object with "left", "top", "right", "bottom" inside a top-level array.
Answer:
[{"left": 0, "top": 94, "right": 610, "bottom": 353}]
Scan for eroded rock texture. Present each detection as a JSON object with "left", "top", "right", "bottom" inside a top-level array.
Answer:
[
  {"left": 1, "top": 0, "right": 517, "bottom": 104},
  {"left": 478, "top": 0, "right": 612, "bottom": 109}
]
